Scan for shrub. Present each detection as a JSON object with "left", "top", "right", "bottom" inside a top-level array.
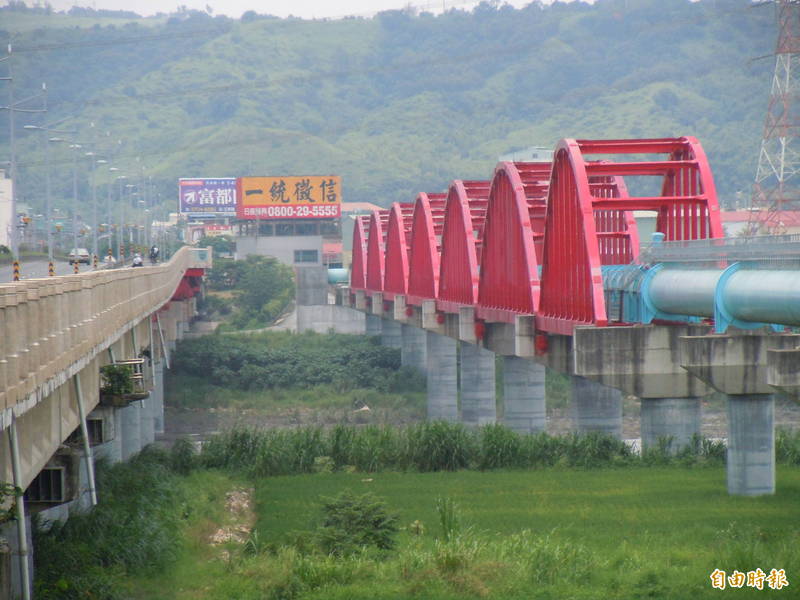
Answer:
[
  {"left": 777, "top": 429, "right": 800, "bottom": 466},
  {"left": 170, "top": 437, "right": 197, "bottom": 475},
  {"left": 33, "top": 449, "right": 183, "bottom": 598},
  {"left": 99, "top": 364, "right": 134, "bottom": 395},
  {"left": 315, "top": 490, "right": 399, "bottom": 556}
]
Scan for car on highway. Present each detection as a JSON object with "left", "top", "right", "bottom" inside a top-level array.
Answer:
[{"left": 68, "top": 248, "right": 91, "bottom": 264}]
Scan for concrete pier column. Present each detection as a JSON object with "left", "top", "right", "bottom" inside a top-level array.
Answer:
[
  {"left": 380, "top": 319, "right": 402, "bottom": 349},
  {"left": 140, "top": 397, "right": 155, "bottom": 447},
  {"left": 570, "top": 376, "right": 623, "bottom": 438},
  {"left": 153, "top": 361, "right": 165, "bottom": 433},
  {"left": 503, "top": 356, "right": 546, "bottom": 434},
  {"left": 120, "top": 402, "right": 142, "bottom": 460},
  {"left": 426, "top": 332, "right": 458, "bottom": 421},
  {"left": 460, "top": 343, "right": 496, "bottom": 426},
  {"left": 401, "top": 324, "right": 427, "bottom": 375},
  {"left": 640, "top": 397, "right": 701, "bottom": 452},
  {"left": 727, "top": 394, "right": 774, "bottom": 496},
  {"left": 366, "top": 315, "right": 382, "bottom": 337}
]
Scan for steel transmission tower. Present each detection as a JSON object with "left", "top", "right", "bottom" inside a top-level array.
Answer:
[{"left": 750, "top": 0, "right": 800, "bottom": 234}]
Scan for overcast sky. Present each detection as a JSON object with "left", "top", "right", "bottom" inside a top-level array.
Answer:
[{"left": 41, "top": 0, "right": 552, "bottom": 20}]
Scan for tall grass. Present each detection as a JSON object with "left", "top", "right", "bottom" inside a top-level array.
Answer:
[
  {"left": 33, "top": 447, "right": 186, "bottom": 600},
  {"left": 200, "top": 422, "right": 740, "bottom": 478}
]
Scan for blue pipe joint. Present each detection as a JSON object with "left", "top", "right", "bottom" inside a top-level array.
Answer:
[
  {"left": 713, "top": 263, "right": 783, "bottom": 334},
  {"left": 639, "top": 264, "right": 702, "bottom": 325}
]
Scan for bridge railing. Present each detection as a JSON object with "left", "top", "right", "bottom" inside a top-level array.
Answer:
[{"left": 0, "top": 246, "right": 212, "bottom": 421}]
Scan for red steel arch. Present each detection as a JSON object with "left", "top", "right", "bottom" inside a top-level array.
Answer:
[
  {"left": 407, "top": 192, "right": 447, "bottom": 305},
  {"left": 349, "top": 215, "right": 369, "bottom": 290},
  {"left": 591, "top": 171, "right": 640, "bottom": 265},
  {"left": 437, "top": 180, "right": 490, "bottom": 312},
  {"left": 477, "top": 161, "right": 550, "bottom": 322},
  {"left": 365, "top": 209, "right": 390, "bottom": 293},
  {"left": 538, "top": 137, "right": 722, "bottom": 334},
  {"left": 383, "top": 202, "right": 415, "bottom": 299}
]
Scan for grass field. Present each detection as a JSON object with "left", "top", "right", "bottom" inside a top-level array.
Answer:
[{"left": 126, "top": 466, "right": 800, "bottom": 599}]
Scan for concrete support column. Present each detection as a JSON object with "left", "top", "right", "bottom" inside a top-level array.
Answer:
[
  {"left": 570, "top": 376, "right": 623, "bottom": 438},
  {"left": 120, "top": 402, "right": 142, "bottom": 460},
  {"left": 140, "top": 397, "right": 155, "bottom": 447},
  {"left": 503, "top": 356, "right": 546, "bottom": 434},
  {"left": 460, "top": 343, "right": 496, "bottom": 426},
  {"left": 401, "top": 324, "right": 427, "bottom": 375},
  {"left": 153, "top": 360, "right": 165, "bottom": 433},
  {"left": 727, "top": 394, "right": 774, "bottom": 496},
  {"left": 426, "top": 332, "right": 458, "bottom": 421},
  {"left": 640, "top": 397, "right": 701, "bottom": 452},
  {"left": 380, "top": 319, "right": 402, "bottom": 349},
  {"left": 95, "top": 407, "right": 123, "bottom": 464},
  {"left": 366, "top": 315, "right": 382, "bottom": 337}
]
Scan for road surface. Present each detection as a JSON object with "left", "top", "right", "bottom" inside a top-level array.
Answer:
[{"left": 0, "top": 258, "right": 109, "bottom": 282}]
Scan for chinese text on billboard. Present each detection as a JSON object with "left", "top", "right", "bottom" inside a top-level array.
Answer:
[
  {"left": 179, "top": 178, "right": 237, "bottom": 215},
  {"left": 237, "top": 176, "right": 341, "bottom": 220}
]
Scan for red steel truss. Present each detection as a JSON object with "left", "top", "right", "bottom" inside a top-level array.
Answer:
[
  {"left": 365, "top": 209, "right": 391, "bottom": 293},
  {"left": 349, "top": 215, "right": 369, "bottom": 290},
  {"left": 407, "top": 193, "right": 447, "bottom": 305},
  {"left": 351, "top": 137, "right": 722, "bottom": 335},
  {"left": 437, "top": 180, "right": 490, "bottom": 313},
  {"left": 383, "top": 202, "right": 416, "bottom": 299},
  {"left": 476, "top": 162, "right": 550, "bottom": 322},
  {"left": 538, "top": 137, "right": 722, "bottom": 334}
]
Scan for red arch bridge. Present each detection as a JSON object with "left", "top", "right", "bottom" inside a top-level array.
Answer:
[{"left": 337, "top": 137, "right": 800, "bottom": 497}]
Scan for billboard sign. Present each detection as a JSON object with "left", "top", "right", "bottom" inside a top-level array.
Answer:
[
  {"left": 236, "top": 176, "right": 341, "bottom": 220},
  {"left": 179, "top": 178, "right": 237, "bottom": 216},
  {"left": 204, "top": 224, "right": 234, "bottom": 236}
]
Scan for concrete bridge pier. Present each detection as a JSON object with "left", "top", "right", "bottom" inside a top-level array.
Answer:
[
  {"left": 120, "top": 402, "right": 142, "bottom": 460},
  {"left": 380, "top": 318, "right": 402, "bottom": 349},
  {"left": 426, "top": 332, "right": 458, "bottom": 421},
  {"left": 727, "top": 394, "right": 775, "bottom": 496},
  {"left": 573, "top": 325, "right": 713, "bottom": 443},
  {"left": 680, "top": 332, "right": 800, "bottom": 495},
  {"left": 502, "top": 356, "right": 546, "bottom": 434},
  {"left": 570, "top": 376, "right": 622, "bottom": 438},
  {"left": 91, "top": 405, "right": 122, "bottom": 464},
  {"left": 366, "top": 314, "right": 382, "bottom": 336},
  {"left": 152, "top": 360, "right": 165, "bottom": 434},
  {"left": 460, "top": 342, "right": 496, "bottom": 426},
  {"left": 640, "top": 397, "right": 701, "bottom": 452},
  {"left": 401, "top": 324, "right": 427, "bottom": 375},
  {"left": 140, "top": 397, "right": 155, "bottom": 447}
]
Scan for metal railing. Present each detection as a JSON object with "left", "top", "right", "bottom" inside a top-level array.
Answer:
[{"left": 638, "top": 234, "right": 800, "bottom": 266}]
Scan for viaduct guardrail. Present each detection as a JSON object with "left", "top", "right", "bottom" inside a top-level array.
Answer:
[{"left": 0, "top": 246, "right": 212, "bottom": 429}]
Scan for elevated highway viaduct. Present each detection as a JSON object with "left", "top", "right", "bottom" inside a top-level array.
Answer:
[{"left": 0, "top": 246, "right": 210, "bottom": 599}]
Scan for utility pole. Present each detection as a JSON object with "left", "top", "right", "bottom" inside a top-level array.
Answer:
[
  {"left": 749, "top": 0, "right": 800, "bottom": 234},
  {"left": 2, "top": 44, "right": 46, "bottom": 259}
]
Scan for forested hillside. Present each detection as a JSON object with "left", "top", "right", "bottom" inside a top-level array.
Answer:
[{"left": 0, "top": 0, "right": 774, "bottom": 219}]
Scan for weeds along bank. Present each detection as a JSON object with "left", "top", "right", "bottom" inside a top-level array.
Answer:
[
  {"left": 170, "top": 331, "right": 422, "bottom": 397},
  {"left": 33, "top": 427, "right": 800, "bottom": 599},
  {"left": 166, "top": 331, "right": 428, "bottom": 424},
  {"left": 200, "top": 422, "right": 800, "bottom": 475}
]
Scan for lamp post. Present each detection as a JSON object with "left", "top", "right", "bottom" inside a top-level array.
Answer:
[
  {"left": 107, "top": 167, "right": 118, "bottom": 257},
  {"left": 69, "top": 143, "right": 82, "bottom": 261},
  {"left": 85, "top": 151, "right": 107, "bottom": 260},
  {"left": 115, "top": 174, "right": 127, "bottom": 259},
  {"left": 22, "top": 125, "right": 76, "bottom": 266},
  {"left": 124, "top": 183, "right": 135, "bottom": 255}
]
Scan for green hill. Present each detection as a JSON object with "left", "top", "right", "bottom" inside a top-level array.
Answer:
[{"left": 0, "top": 0, "right": 774, "bottom": 221}]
